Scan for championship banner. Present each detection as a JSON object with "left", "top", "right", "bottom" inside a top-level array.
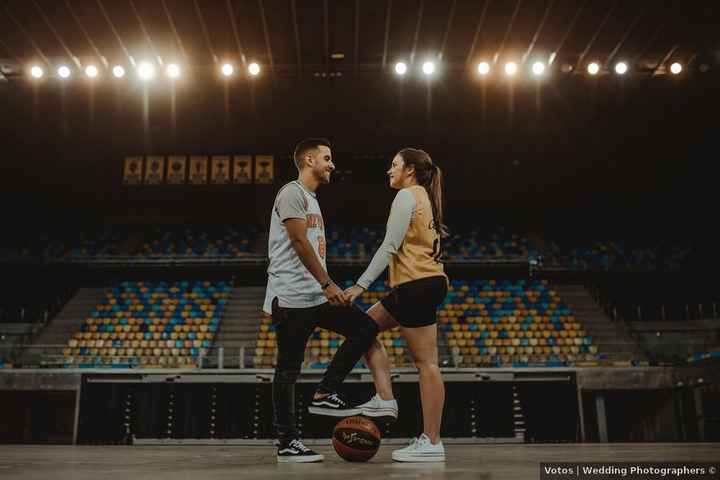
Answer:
[
  {"left": 166, "top": 156, "right": 187, "bottom": 184},
  {"left": 232, "top": 155, "right": 252, "bottom": 184},
  {"left": 211, "top": 156, "right": 230, "bottom": 184},
  {"left": 123, "top": 156, "right": 143, "bottom": 185},
  {"left": 254, "top": 155, "right": 274, "bottom": 184},
  {"left": 145, "top": 156, "right": 165, "bottom": 185},
  {"left": 189, "top": 156, "right": 208, "bottom": 185}
]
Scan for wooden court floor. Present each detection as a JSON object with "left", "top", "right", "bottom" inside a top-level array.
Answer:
[{"left": 0, "top": 443, "right": 717, "bottom": 479}]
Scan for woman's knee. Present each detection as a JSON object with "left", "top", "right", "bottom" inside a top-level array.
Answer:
[{"left": 414, "top": 359, "right": 440, "bottom": 373}]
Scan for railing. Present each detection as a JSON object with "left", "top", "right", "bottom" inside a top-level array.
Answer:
[
  {"left": 3, "top": 344, "right": 471, "bottom": 370},
  {"left": 4, "top": 252, "right": 532, "bottom": 268}
]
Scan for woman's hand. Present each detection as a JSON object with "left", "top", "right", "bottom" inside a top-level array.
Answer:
[{"left": 344, "top": 285, "right": 365, "bottom": 304}]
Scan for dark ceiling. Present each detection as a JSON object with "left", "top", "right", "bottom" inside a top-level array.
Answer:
[{"left": 1, "top": 0, "right": 718, "bottom": 79}]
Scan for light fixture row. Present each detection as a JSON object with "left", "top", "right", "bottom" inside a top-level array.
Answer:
[
  {"left": 392, "top": 60, "right": 685, "bottom": 77},
  {"left": 27, "top": 59, "right": 687, "bottom": 80},
  {"left": 28, "top": 62, "right": 262, "bottom": 80}
]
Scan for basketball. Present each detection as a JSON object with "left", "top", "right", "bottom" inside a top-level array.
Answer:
[{"left": 332, "top": 416, "right": 381, "bottom": 462}]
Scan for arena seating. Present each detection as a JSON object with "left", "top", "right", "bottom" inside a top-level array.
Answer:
[
  {"left": 326, "top": 226, "right": 383, "bottom": 259},
  {"left": 14, "top": 227, "right": 123, "bottom": 259},
  {"left": 136, "top": 226, "right": 257, "bottom": 257},
  {"left": 544, "top": 240, "right": 692, "bottom": 271},
  {"left": 252, "top": 278, "right": 597, "bottom": 369},
  {"left": 444, "top": 228, "right": 534, "bottom": 261},
  {"left": 62, "top": 280, "right": 231, "bottom": 368},
  {"left": 325, "top": 225, "right": 533, "bottom": 262},
  {"left": 440, "top": 279, "right": 596, "bottom": 367}
]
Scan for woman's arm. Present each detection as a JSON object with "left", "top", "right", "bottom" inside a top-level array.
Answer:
[{"left": 353, "top": 189, "right": 416, "bottom": 293}]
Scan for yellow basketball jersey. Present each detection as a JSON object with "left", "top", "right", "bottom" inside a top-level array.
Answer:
[{"left": 389, "top": 185, "right": 447, "bottom": 287}]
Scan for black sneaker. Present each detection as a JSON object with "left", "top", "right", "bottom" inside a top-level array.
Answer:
[
  {"left": 277, "top": 438, "right": 324, "bottom": 463},
  {"left": 307, "top": 391, "right": 361, "bottom": 417}
]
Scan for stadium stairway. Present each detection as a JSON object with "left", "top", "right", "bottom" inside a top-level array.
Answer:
[
  {"left": 556, "top": 285, "right": 648, "bottom": 365},
  {"left": 17, "top": 288, "right": 106, "bottom": 367},
  {"left": 206, "top": 287, "right": 265, "bottom": 368}
]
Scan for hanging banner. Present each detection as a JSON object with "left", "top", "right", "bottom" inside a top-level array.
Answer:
[
  {"left": 211, "top": 156, "right": 231, "bottom": 184},
  {"left": 166, "top": 156, "right": 187, "bottom": 184},
  {"left": 254, "top": 155, "right": 274, "bottom": 184},
  {"left": 123, "top": 157, "right": 143, "bottom": 185},
  {"left": 145, "top": 156, "right": 165, "bottom": 185},
  {"left": 189, "top": 156, "right": 208, "bottom": 185},
  {"left": 232, "top": 155, "right": 252, "bottom": 184}
]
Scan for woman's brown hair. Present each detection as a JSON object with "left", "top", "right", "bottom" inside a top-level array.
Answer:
[{"left": 397, "top": 148, "right": 448, "bottom": 239}]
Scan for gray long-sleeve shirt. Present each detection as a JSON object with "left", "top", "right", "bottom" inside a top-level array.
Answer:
[{"left": 356, "top": 188, "right": 416, "bottom": 289}]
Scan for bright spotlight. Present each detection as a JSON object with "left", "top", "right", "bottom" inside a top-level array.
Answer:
[
  {"left": 30, "top": 66, "right": 44, "bottom": 79},
  {"left": 166, "top": 63, "right": 181, "bottom": 79},
  {"left": 137, "top": 62, "right": 155, "bottom": 81},
  {"left": 614, "top": 61, "right": 628, "bottom": 75},
  {"left": 504, "top": 62, "right": 517, "bottom": 76},
  {"left": 85, "top": 65, "right": 98, "bottom": 78},
  {"left": 394, "top": 62, "right": 407, "bottom": 75},
  {"left": 670, "top": 62, "right": 682, "bottom": 75},
  {"left": 248, "top": 62, "right": 260, "bottom": 76},
  {"left": 531, "top": 61, "right": 545, "bottom": 76},
  {"left": 112, "top": 65, "right": 125, "bottom": 78},
  {"left": 477, "top": 62, "right": 490, "bottom": 75},
  {"left": 221, "top": 63, "right": 234, "bottom": 77},
  {"left": 422, "top": 61, "right": 435, "bottom": 76},
  {"left": 587, "top": 62, "right": 600, "bottom": 75},
  {"left": 57, "top": 65, "right": 71, "bottom": 79}
]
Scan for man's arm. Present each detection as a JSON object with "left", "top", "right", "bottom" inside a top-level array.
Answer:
[{"left": 285, "top": 218, "right": 347, "bottom": 306}]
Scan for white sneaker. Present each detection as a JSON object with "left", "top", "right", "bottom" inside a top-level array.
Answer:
[
  {"left": 392, "top": 434, "right": 445, "bottom": 462},
  {"left": 357, "top": 394, "right": 398, "bottom": 420}
]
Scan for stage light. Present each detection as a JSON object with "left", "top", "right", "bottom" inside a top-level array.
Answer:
[
  {"left": 57, "top": 65, "right": 71, "bottom": 79},
  {"left": 614, "top": 61, "right": 628, "bottom": 75},
  {"left": 504, "top": 62, "right": 517, "bottom": 76},
  {"left": 477, "top": 62, "right": 490, "bottom": 75},
  {"left": 112, "top": 65, "right": 125, "bottom": 78},
  {"left": 85, "top": 65, "right": 98, "bottom": 78},
  {"left": 587, "top": 62, "right": 600, "bottom": 75},
  {"left": 248, "top": 62, "right": 260, "bottom": 76},
  {"left": 166, "top": 63, "right": 181, "bottom": 79},
  {"left": 670, "top": 62, "right": 682, "bottom": 75},
  {"left": 422, "top": 61, "right": 435, "bottom": 76},
  {"left": 221, "top": 63, "right": 234, "bottom": 77},
  {"left": 394, "top": 62, "right": 407, "bottom": 75},
  {"left": 531, "top": 61, "right": 545, "bottom": 76},
  {"left": 138, "top": 62, "right": 155, "bottom": 81},
  {"left": 30, "top": 66, "right": 44, "bottom": 78}
]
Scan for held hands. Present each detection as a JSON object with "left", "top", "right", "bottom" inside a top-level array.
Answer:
[
  {"left": 343, "top": 285, "right": 365, "bottom": 304},
  {"left": 323, "top": 281, "right": 349, "bottom": 307}
]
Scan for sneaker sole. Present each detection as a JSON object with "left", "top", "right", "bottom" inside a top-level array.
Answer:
[
  {"left": 360, "top": 407, "right": 398, "bottom": 420},
  {"left": 308, "top": 406, "right": 361, "bottom": 417},
  {"left": 392, "top": 454, "right": 445, "bottom": 463},
  {"left": 277, "top": 454, "right": 324, "bottom": 463}
]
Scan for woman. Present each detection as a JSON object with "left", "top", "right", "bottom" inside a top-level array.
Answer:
[{"left": 344, "top": 147, "right": 449, "bottom": 462}]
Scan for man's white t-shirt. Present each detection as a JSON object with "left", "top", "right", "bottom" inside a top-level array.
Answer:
[{"left": 263, "top": 181, "right": 327, "bottom": 314}]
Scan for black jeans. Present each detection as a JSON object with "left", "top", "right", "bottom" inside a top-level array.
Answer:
[{"left": 270, "top": 297, "right": 379, "bottom": 441}]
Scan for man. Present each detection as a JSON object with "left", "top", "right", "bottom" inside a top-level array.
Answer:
[{"left": 263, "top": 138, "right": 379, "bottom": 463}]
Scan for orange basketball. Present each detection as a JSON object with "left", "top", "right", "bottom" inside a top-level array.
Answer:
[{"left": 332, "top": 416, "right": 381, "bottom": 462}]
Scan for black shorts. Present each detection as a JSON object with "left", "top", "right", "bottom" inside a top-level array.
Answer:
[{"left": 380, "top": 275, "right": 448, "bottom": 328}]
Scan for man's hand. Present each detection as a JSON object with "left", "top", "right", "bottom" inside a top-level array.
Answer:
[
  {"left": 324, "top": 282, "right": 348, "bottom": 306},
  {"left": 344, "top": 285, "right": 365, "bottom": 304}
]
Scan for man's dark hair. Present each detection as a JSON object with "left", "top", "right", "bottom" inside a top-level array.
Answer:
[{"left": 293, "top": 138, "right": 331, "bottom": 169}]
